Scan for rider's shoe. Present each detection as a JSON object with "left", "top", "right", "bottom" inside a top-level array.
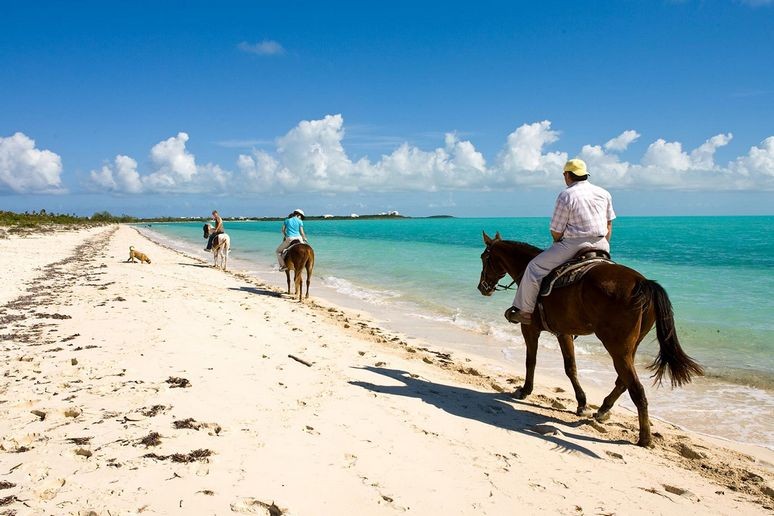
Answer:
[{"left": 504, "top": 307, "right": 532, "bottom": 325}]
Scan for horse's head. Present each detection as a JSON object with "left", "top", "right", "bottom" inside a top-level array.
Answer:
[
  {"left": 478, "top": 231, "right": 507, "bottom": 296},
  {"left": 203, "top": 224, "right": 211, "bottom": 238}
]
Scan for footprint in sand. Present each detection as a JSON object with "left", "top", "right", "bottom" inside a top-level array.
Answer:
[
  {"left": 36, "top": 476, "right": 66, "bottom": 501},
  {"left": 63, "top": 407, "right": 82, "bottom": 418}
]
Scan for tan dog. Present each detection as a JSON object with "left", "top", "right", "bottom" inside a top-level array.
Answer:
[{"left": 127, "top": 246, "right": 151, "bottom": 264}]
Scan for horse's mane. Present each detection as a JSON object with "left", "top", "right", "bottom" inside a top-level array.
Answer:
[{"left": 498, "top": 239, "right": 543, "bottom": 256}]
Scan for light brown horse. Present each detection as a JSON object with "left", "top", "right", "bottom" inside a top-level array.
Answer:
[
  {"left": 284, "top": 242, "right": 314, "bottom": 301},
  {"left": 477, "top": 231, "right": 702, "bottom": 447}
]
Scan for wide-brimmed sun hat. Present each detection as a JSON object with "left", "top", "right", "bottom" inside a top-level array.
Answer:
[
  {"left": 563, "top": 158, "right": 589, "bottom": 177},
  {"left": 294, "top": 209, "right": 305, "bottom": 218}
]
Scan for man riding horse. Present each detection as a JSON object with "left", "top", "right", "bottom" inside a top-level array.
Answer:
[
  {"left": 204, "top": 210, "right": 224, "bottom": 252},
  {"left": 481, "top": 158, "right": 702, "bottom": 447},
  {"left": 505, "top": 158, "right": 615, "bottom": 326}
]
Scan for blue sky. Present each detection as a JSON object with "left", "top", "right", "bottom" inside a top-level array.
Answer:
[{"left": 1, "top": 0, "right": 773, "bottom": 218}]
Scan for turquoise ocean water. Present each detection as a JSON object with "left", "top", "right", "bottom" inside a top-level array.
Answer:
[{"left": 142, "top": 216, "right": 774, "bottom": 447}]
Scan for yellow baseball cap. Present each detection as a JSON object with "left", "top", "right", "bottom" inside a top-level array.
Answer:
[{"left": 563, "top": 158, "right": 589, "bottom": 177}]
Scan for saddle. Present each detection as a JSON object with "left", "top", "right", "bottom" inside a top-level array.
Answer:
[{"left": 539, "top": 249, "right": 612, "bottom": 297}]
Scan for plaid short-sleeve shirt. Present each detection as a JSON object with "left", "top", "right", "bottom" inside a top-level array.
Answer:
[{"left": 549, "top": 181, "right": 615, "bottom": 238}]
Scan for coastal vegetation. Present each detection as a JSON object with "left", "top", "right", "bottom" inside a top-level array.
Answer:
[
  {"left": 0, "top": 210, "right": 137, "bottom": 237},
  {"left": 0, "top": 210, "right": 136, "bottom": 226},
  {"left": 0, "top": 209, "right": 450, "bottom": 237}
]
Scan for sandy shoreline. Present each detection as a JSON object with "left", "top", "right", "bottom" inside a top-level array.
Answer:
[{"left": 0, "top": 224, "right": 772, "bottom": 515}]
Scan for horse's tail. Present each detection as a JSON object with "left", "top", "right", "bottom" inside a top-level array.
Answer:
[{"left": 636, "top": 279, "right": 704, "bottom": 387}]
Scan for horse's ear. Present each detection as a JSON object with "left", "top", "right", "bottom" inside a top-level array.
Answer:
[
  {"left": 494, "top": 231, "right": 502, "bottom": 242},
  {"left": 483, "top": 231, "right": 492, "bottom": 245}
]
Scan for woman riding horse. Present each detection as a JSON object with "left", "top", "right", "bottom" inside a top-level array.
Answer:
[
  {"left": 276, "top": 209, "right": 308, "bottom": 271},
  {"left": 276, "top": 209, "right": 314, "bottom": 301}
]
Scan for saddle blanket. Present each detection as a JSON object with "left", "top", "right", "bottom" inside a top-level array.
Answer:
[{"left": 539, "top": 250, "right": 612, "bottom": 297}]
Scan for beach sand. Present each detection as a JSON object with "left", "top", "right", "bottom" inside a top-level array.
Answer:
[{"left": 0, "top": 224, "right": 772, "bottom": 515}]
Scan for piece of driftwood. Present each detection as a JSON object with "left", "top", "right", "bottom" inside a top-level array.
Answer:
[{"left": 288, "top": 354, "right": 313, "bottom": 367}]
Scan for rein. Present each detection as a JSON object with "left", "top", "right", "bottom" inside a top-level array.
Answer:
[{"left": 495, "top": 279, "right": 516, "bottom": 291}]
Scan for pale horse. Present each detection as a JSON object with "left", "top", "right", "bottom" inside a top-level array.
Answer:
[{"left": 202, "top": 224, "right": 231, "bottom": 270}]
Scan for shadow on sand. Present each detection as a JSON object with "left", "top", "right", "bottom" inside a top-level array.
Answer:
[
  {"left": 177, "top": 262, "right": 212, "bottom": 268},
  {"left": 351, "top": 366, "right": 631, "bottom": 457},
  {"left": 229, "top": 286, "right": 283, "bottom": 298}
]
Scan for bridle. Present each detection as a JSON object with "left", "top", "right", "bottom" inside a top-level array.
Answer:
[{"left": 480, "top": 245, "right": 517, "bottom": 293}]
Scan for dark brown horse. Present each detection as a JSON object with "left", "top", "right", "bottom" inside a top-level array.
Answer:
[
  {"left": 284, "top": 243, "right": 315, "bottom": 301},
  {"left": 477, "top": 231, "right": 702, "bottom": 447}
]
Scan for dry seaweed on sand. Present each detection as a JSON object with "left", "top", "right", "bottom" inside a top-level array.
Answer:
[
  {"left": 0, "top": 495, "right": 18, "bottom": 506},
  {"left": 173, "top": 418, "right": 202, "bottom": 430},
  {"left": 165, "top": 376, "right": 191, "bottom": 388},
  {"left": 171, "top": 449, "right": 212, "bottom": 463},
  {"left": 138, "top": 432, "right": 162, "bottom": 447},
  {"left": 0, "top": 482, "right": 15, "bottom": 490},
  {"left": 140, "top": 405, "right": 168, "bottom": 417},
  {"left": 142, "top": 452, "right": 167, "bottom": 461},
  {"left": 143, "top": 448, "right": 213, "bottom": 463},
  {"left": 65, "top": 437, "right": 92, "bottom": 445}
]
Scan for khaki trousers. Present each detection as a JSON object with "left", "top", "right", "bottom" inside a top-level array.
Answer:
[{"left": 513, "top": 236, "right": 610, "bottom": 313}]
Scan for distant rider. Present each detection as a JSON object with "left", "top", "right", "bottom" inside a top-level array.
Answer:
[
  {"left": 505, "top": 159, "right": 616, "bottom": 325},
  {"left": 205, "top": 210, "right": 224, "bottom": 251},
  {"left": 276, "top": 209, "right": 308, "bottom": 271}
]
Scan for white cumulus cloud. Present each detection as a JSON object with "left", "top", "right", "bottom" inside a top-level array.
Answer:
[
  {"left": 689, "top": 133, "right": 733, "bottom": 170},
  {"left": 89, "top": 155, "right": 143, "bottom": 193},
  {"left": 235, "top": 116, "right": 488, "bottom": 193},
  {"left": 642, "top": 139, "right": 692, "bottom": 171},
  {"left": 604, "top": 130, "right": 640, "bottom": 152},
  {"left": 237, "top": 40, "right": 286, "bottom": 56},
  {"left": 84, "top": 116, "right": 774, "bottom": 196},
  {"left": 495, "top": 121, "right": 567, "bottom": 186},
  {"left": 579, "top": 144, "right": 631, "bottom": 185},
  {"left": 87, "top": 132, "right": 230, "bottom": 194},
  {"left": 730, "top": 137, "right": 774, "bottom": 180},
  {"left": 633, "top": 133, "right": 736, "bottom": 188},
  {"left": 0, "top": 132, "right": 64, "bottom": 193},
  {"left": 143, "top": 132, "right": 198, "bottom": 191}
]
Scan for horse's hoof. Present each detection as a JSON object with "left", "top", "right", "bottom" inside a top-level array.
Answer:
[
  {"left": 576, "top": 406, "right": 592, "bottom": 417},
  {"left": 637, "top": 437, "right": 653, "bottom": 448},
  {"left": 512, "top": 388, "right": 530, "bottom": 400},
  {"left": 594, "top": 410, "right": 610, "bottom": 422}
]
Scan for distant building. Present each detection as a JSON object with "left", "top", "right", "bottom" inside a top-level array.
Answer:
[
  {"left": 350, "top": 213, "right": 360, "bottom": 218},
  {"left": 323, "top": 214, "right": 334, "bottom": 218}
]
